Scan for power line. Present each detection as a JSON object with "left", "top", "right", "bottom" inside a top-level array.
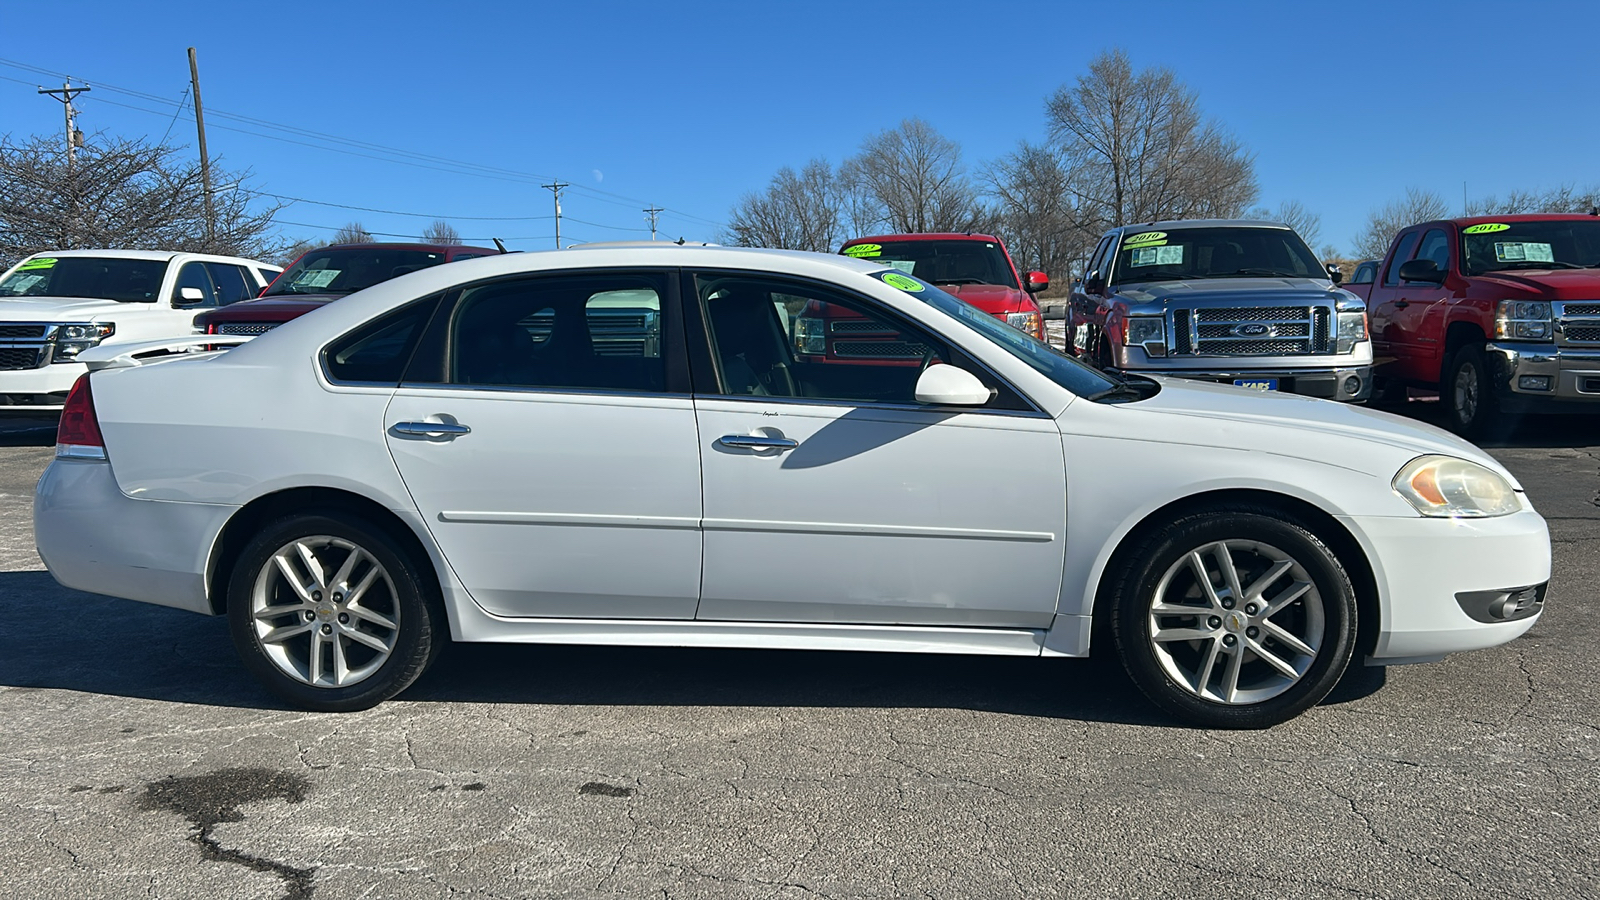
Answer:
[
  {"left": 156, "top": 86, "right": 189, "bottom": 146},
  {"left": 270, "top": 218, "right": 561, "bottom": 244},
  {"left": 246, "top": 190, "right": 555, "bottom": 221}
]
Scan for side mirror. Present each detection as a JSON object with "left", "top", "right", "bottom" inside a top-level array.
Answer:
[
  {"left": 914, "top": 364, "right": 992, "bottom": 406},
  {"left": 1397, "top": 258, "right": 1446, "bottom": 284},
  {"left": 176, "top": 286, "right": 206, "bottom": 306},
  {"left": 1325, "top": 263, "right": 1344, "bottom": 285},
  {"left": 1084, "top": 270, "right": 1106, "bottom": 294},
  {"left": 1024, "top": 271, "right": 1050, "bottom": 293}
]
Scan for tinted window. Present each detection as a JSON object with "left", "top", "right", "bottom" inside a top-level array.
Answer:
[
  {"left": 1414, "top": 229, "right": 1450, "bottom": 275},
  {"left": 1349, "top": 261, "right": 1377, "bottom": 284},
  {"left": 266, "top": 247, "right": 450, "bottom": 296},
  {"left": 1460, "top": 219, "right": 1600, "bottom": 274},
  {"left": 0, "top": 256, "right": 166, "bottom": 303},
  {"left": 1109, "top": 227, "right": 1323, "bottom": 285},
  {"left": 1086, "top": 236, "right": 1115, "bottom": 285},
  {"left": 445, "top": 273, "right": 668, "bottom": 393},
  {"left": 173, "top": 262, "right": 219, "bottom": 306},
  {"left": 324, "top": 296, "right": 441, "bottom": 385},
  {"left": 1383, "top": 232, "right": 1423, "bottom": 286},
  {"left": 205, "top": 263, "right": 255, "bottom": 305},
  {"left": 843, "top": 240, "right": 1018, "bottom": 289}
]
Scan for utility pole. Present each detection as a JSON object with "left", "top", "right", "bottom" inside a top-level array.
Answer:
[
  {"left": 542, "top": 181, "right": 569, "bottom": 248},
  {"left": 188, "top": 48, "right": 215, "bottom": 250},
  {"left": 38, "top": 80, "right": 89, "bottom": 168},
  {"left": 644, "top": 205, "right": 663, "bottom": 240}
]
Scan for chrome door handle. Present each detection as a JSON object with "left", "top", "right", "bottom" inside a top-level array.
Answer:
[
  {"left": 718, "top": 434, "right": 798, "bottom": 450},
  {"left": 392, "top": 421, "right": 472, "bottom": 437}
]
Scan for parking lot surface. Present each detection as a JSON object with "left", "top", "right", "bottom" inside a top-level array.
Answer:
[{"left": 1, "top": 407, "right": 1596, "bottom": 899}]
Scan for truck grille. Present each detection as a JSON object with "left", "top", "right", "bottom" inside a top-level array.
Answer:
[
  {"left": 0, "top": 324, "right": 47, "bottom": 339},
  {"left": 1565, "top": 326, "right": 1600, "bottom": 343},
  {"left": 1175, "top": 305, "right": 1330, "bottom": 356},
  {"left": 830, "top": 320, "right": 889, "bottom": 334},
  {"left": 832, "top": 340, "right": 929, "bottom": 360},
  {"left": 1563, "top": 303, "right": 1600, "bottom": 316},
  {"left": 0, "top": 347, "right": 46, "bottom": 370},
  {"left": 217, "top": 323, "right": 278, "bottom": 336}
]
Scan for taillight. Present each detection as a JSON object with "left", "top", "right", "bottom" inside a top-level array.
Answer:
[
  {"left": 57, "top": 374, "right": 106, "bottom": 459},
  {"left": 205, "top": 322, "right": 219, "bottom": 335}
]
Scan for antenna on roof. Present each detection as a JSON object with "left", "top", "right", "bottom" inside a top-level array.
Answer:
[
  {"left": 492, "top": 238, "right": 509, "bottom": 254},
  {"left": 675, "top": 236, "right": 686, "bottom": 245}
]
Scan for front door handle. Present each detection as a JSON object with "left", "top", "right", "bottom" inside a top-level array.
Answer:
[
  {"left": 1394, "top": 299, "right": 1410, "bottom": 309},
  {"left": 392, "top": 421, "right": 472, "bottom": 438},
  {"left": 718, "top": 434, "right": 798, "bottom": 451}
]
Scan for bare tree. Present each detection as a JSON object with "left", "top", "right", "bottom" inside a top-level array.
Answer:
[
  {"left": 983, "top": 141, "right": 1084, "bottom": 282},
  {"left": 1353, "top": 188, "right": 1451, "bottom": 260},
  {"left": 840, "top": 118, "right": 989, "bottom": 234},
  {"left": 1467, "top": 184, "right": 1600, "bottom": 216},
  {"left": 420, "top": 219, "right": 462, "bottom": 245},
  {"left": 1045, "top": 49, "right": 1258, "bottom": 238},
  {"left": 0, "top": 133, "right": 283, "bottom": 265},
  {"left": 1248, "top": 199, "right": 1322, "bottom": 247},
  {"left": 271, "top": 237, "right": 320, "bottom": 267},
  {"left": 331, "top": 221, "right": 374, "bottom": 244},
  {"left": 726, "top": 158, "right": 842, "bottom": 252}
]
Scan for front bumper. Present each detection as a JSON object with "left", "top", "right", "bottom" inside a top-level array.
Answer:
[
  {"left": 1485, "top": 342, "right": 1600, "bottom": 410},
  {"left": 0, "top": 359, "right": 82, "bottom": 413},
  {"left": 34, "top": 456, "right": 234, "bottom": 614},
  {"left": 1345, "top": 506, "right": 1550, "bottom": 661},
  {"left": 1116, "top": 352, "right": 1372, "bottom": 401}
]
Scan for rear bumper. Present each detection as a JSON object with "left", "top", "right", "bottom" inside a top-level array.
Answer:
[
  {"left": 34, "top": 456, "right": 233, "bottom": 615},
  {"left": 1485, "top": 343, "right": 1600, "bottom": 410}
]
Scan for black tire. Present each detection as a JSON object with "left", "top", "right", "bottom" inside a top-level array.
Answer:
[
  {"left": 1109, "top": 505, "right": 1358, "bottom": 729},
  {"left": 1369, "top": 376, "right": 1408, "bottom": 406},
  {"left": 1444, "top": 344, "right": 1506, "bottom": 440},
  {"left": 227, "top": 511, "right": 444, "bottom": 712}
]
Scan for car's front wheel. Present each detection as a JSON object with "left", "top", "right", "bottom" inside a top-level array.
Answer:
[
  {"left": 1445, "top": 344, "right": 1506, "bottom": 440},
  {"left": 227, "top": 512, "right": 443, "bottom": 711},
  {"left": 1110, "top": 506, "right": 1358, "bottom": 728}
]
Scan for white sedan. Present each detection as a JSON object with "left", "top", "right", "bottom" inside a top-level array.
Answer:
[{"left": 34, "top": 245, "right": 1550, "bottom": 728}]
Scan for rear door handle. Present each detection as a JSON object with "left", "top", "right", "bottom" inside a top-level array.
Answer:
[
  {"left": 718, "top": 434, "right": 798, "bottom": 451},
  {"left": 392, "top": 421, "right": 472, "bottom": 438},
  {"left": 1394, "top": 300, "right": 1410, "bottom": 309}
]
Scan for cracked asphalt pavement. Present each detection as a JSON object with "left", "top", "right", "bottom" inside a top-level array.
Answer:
[{"left": 0, "top": 406, "right": 1596, "bottom": 899}]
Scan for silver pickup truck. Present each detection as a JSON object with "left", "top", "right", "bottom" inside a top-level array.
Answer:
[{"left": 1066, "top": 219, "right": 1372, "bottom": 401}]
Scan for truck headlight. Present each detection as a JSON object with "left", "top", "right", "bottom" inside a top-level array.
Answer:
[
  {"left": 793, "top": 316, "right": 826, "bottom": 355},
  {"left": 52, "top": 322, "right": 115, "bottom": 362},
  {"left": 1494, "top": 300, "right": 1552, "bottom": 340},
  {"left": 1336, "top": 311, "right": 1368, "bottom": 353},
  {"left": 1004, "top": 310, "right": 1043, "bottom": 340},
  {"left": 1122, "top": 316, "right": 1166, "bottom": 357},
  {"left": 1393, "top": 455, "right": 1521, "bottom": 518}
]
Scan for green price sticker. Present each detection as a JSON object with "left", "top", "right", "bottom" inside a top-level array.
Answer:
[
  {"left": 1464, "top": 223, "right": 1510, "bottom": 235},
  {"left": 18, "top": 257, "right": 57, "bottom": 271},
  {"left": 1123, "top": 231, "right": 1167, "bottom": 246},
  {"left": 844, "top": 243, "right": 882, "bottom": 258},
  {"left": 881, "top": 272, "right": 923, "bottom": 292}
]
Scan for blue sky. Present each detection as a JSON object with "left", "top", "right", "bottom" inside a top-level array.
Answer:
[{"left": 2, "top": 0, "right": 1597, "bottom": 260}]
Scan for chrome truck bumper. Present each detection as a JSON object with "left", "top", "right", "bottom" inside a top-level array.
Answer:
[{"left": 1485, "top": 343, "right": 1600, "bottom": 411}]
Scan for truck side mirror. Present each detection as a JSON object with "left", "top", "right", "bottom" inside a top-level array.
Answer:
[
  {"left": 1084, "top": 270, "right": 1106, "bottom": 294},
  {"left": 175, "top": 286, "right": 207, "bottom": 306},
  {"left": 1325, "top": 263, "right": 1344, "bottom": 285},
  {"left": 1024, "top": 271, "right": 1050, "bottom": 293},
  {"left": 1397, "top": 259, "right": 1446, "bottom": 284}
]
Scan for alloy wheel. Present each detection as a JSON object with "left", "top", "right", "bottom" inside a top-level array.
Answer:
[{"left": 249, "top": 535, "right": 401, "bottom": 688}]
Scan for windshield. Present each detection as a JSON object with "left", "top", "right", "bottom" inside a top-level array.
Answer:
[
  {"left": 1460, "top": 220, "right": 1600, "bottom": 273},
  {"left": 266, "top": 247, "right": 448, "bottom": 296},
  {"left": 846, "top": 239, "right": 1019, "bottom": 289},
  {"left": 1108, "top": 227, "right": 1324, "bottom": 285},
  {"left": 872, "top": 270, "right": 1120, "bottom": 399},
  {"left": 0, "top": 256, "right": 167, "bottom": 303}
]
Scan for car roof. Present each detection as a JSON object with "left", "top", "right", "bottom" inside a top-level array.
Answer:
[
  {"left": 1418, "top": 213, "right": 1600, "bottom": 229},
  {"left": 316, "top": 242, "right": 500, "bottom": 254},
  {"left": 1103, "top": 219, "right": 1292, "bottom": 237},
  {"left": 18, "top": 248, "right": 278, "bottom": 266},
  {"left": 842, "top": 233, "right": 1002, "bottom": 246}
]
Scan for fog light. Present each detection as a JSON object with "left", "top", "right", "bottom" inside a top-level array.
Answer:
[
  {"left": 1517, "top": 375, "right": 1552, "bottom": 391},
  {"left": 1343, "top": 375, "right": 1362, "bottom": 395},
  {"left": 1488, "top": 588, "right": 1541, "bottom": 620}
]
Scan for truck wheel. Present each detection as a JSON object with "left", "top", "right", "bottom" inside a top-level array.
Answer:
[
  {"left": 1445, "top": 344, "right": 1505, "bottom": 440},
  {"left": 227, "top": 511, "right": 444, "bottom": 711},
  {"left": 1109, "top": 505, "right": 1358, "bottom": 729}
]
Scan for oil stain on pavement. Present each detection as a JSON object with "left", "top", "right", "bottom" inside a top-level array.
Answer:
[{"left": 139, "top": 767, "right": 315, "bottom": 900}]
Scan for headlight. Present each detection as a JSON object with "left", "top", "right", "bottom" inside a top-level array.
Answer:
[
  {"left": 1122, "top": 316, "right": 1166, "bottom": 357},
  {"left": 1495, "top": 300, "right": 1552, "bottom": 340},
  {"left": 1005, "top": 310, "right": 1043, "bottom": 340},
  {"left": 51, "top": 322, "right": 114, "bottom": 363},
  {"left": 1393, "top": 455, "right": 1521, "bottom": 518},
  {"left": 1336, "top": 311, "right": 1368, "bottom": 353},
  {"left": 793, "top": 316, "right": 826, "bottom": 355}
]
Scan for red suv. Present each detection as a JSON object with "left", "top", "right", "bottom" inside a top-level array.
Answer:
[
  {"left": 195, "top": 242, "right": 500, "bottom": 337},
  {"left": 816, "top": 234, "right": 1047, "bottom": 365}
]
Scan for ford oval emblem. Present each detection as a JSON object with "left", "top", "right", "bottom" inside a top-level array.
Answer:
[{"left": 1232, "top": 323, "right": 1273, "bottom": 337}]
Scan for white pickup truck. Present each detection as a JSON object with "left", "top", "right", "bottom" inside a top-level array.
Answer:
[{"left": 0, "top": 249, "right": 281, "bottom": 413}]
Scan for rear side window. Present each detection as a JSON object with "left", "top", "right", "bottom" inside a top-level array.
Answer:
[
  {"left": 323, "top": 295, "right": 442, "bottom": 385},
  {"left": 1383, "top": 232, "right": 1422, "bottom": 286},
  {"left": 205, "top": 263, "right": 255, "bottom": 305}
]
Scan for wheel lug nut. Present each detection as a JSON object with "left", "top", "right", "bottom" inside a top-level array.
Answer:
[
  {"left": 338, "top": 613, "right": 349, "bottom": 624},
  {"left": 1208, "top": 616, "right": 1222, "bottom": 629},
  {"left": 1247, "top": 627, "right": 1259, "bottom": 638},
  {"left": 1221, "top": 598, "right": 1234, "bottom": 609},
  {"left": 312, "top": 591, "right": 323, "bottom": 602},
  {"left": 320, "top": 624, "right": 332, "bottom": 635},
  {"left": 303, "top": 610, "right": 315, "bottom": 622},
  {"left": 333, "top": 593, "right": 344, "bottom": 603},
  {"left": 1222, "top": 634, "right": 1237, "bottom": 647}
]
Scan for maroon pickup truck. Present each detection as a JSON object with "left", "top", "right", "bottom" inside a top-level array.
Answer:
[
  {"left": 1354, "top": 214, "right": 1600, "bottom": 436},
  {"left": 195, "top": 242, "right": 499, "bottom": 336}
]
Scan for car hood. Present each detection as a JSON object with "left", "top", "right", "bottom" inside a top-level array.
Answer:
[
  {"left": 1110, "top": 376, "right": 1520, "bottom": 488},
  {"left": 1473, "top": 270, "right": 1600, "bottom": 299},
  {"left": 0, "top": 296, "right": 147, "bottom": 319},
  {"left": 199, "top": 295, "right": 338, "bottom": 319},
  {"left": 1116, "top": 276, "right": 1342, "bottom": 305},
  {"left": 936, "top": 283, "right": 1031, "bottom": 313}
]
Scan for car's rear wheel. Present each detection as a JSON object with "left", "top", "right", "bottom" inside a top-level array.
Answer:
[
  {"left": 1110, "top": 506, "right": 1358, "bottom": 728},
  {"left": 227, "top": 512, "right": 442, "bottom": 711}
]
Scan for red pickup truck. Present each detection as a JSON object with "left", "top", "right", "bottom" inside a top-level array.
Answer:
[{"left": 1352, "top": 214, "right": 1600, "bottom": 437}]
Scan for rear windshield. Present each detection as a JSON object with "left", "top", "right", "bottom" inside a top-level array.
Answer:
[
  {"left": 1108, "top": 227, "right": 1324, "bottom": 285},
  {"left": 266, "top": 248, "right": 449, "bottom": 296},
  {"left": 1460, "top": 220, "right": 1600, "bottom": 274},
  {"left": 844, "top": 240, "right": 1018, "bottom": 289},
  {"left": 0, "top": 256, "right": 167, "bottom": 303}
]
